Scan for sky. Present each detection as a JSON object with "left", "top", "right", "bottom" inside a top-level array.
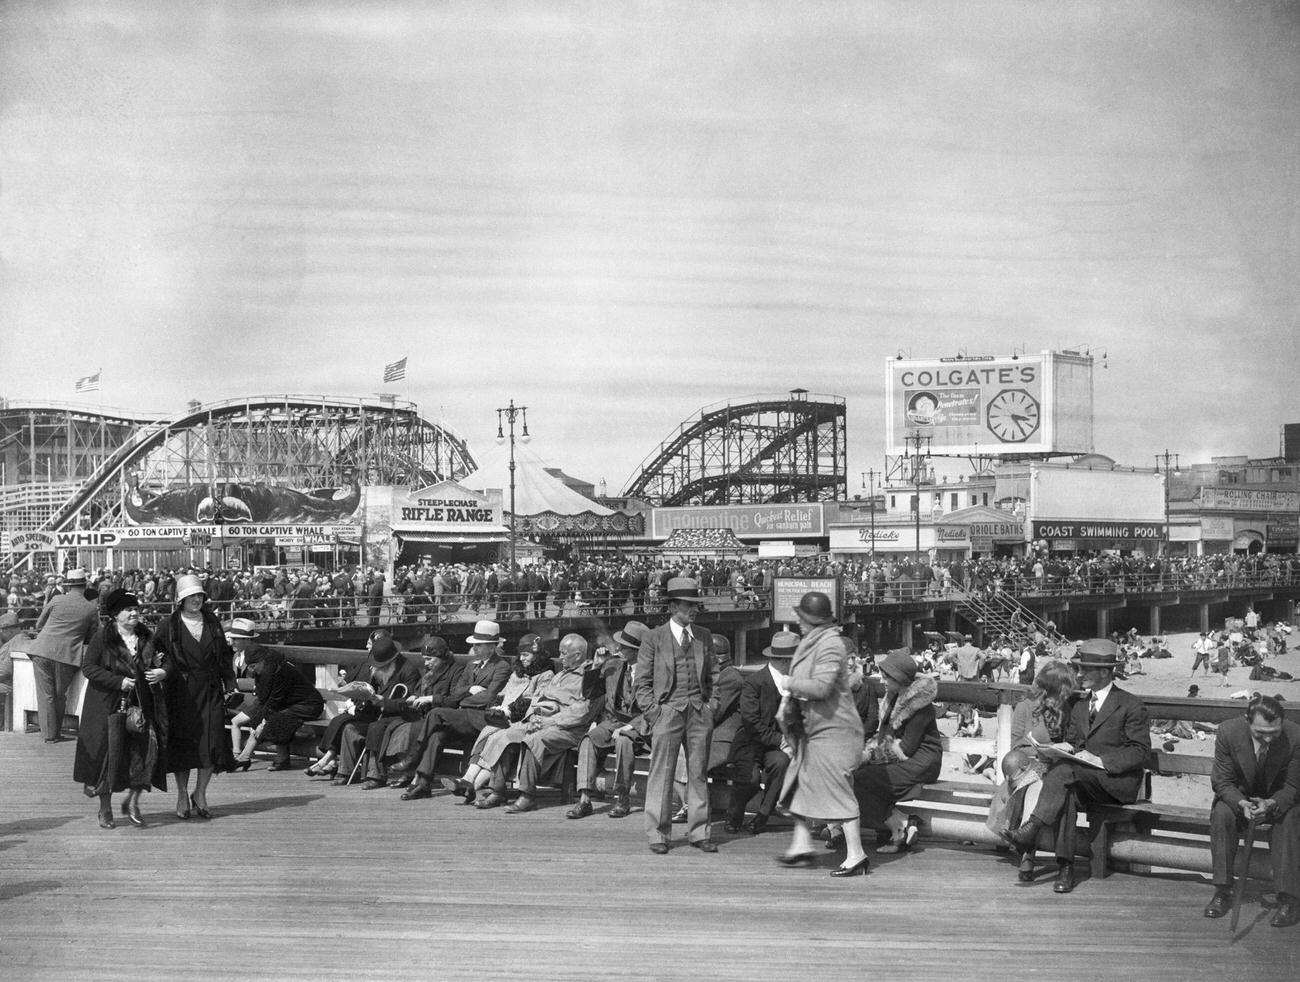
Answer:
[{"left": 2, "top": 0, "right": 1299, "bottom": 492}]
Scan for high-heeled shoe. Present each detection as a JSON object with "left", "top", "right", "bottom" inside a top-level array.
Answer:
[
  {"left": 231, "top": 758, "right": 252, "bottom": 772},
  {"left": 125, "top": 798, "right": 146, "bottom": 828},
  {"left": 190, "top": 793, "right": 211, "bottom": 820},
  {"left": 97, "top": 807, "right": 115, "bottom": 830},
  {"left": 175, "top": 798, "right": 190, "bottom": 820},
  {"left": 829, "top": 855, "right": 870, "bottom": 878},
  {"left": 904, "top": 816, "right": 925, "bottom": 848}
]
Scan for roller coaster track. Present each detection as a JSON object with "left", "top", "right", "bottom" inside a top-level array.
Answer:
[
  {"left": 36, "top": 395, "right": 474, "bottom": 534},
  {"left": 623, "top": 392, "right": 846, "bottom": 506}
]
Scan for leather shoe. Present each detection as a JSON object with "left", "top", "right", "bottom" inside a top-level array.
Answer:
[
  {"left": 608, "top": 796, "right": 631, "bottom": 819},
  {"left": 1017, "top": 854, "right": 1036, "bottom": 883},
  {"left": 439, "top": 777, "right": 469, "bottom": 797},
  {"left": 775, "top": 852, "right": 817, "bottom": 868},
  {"left": 401, "top": 784, "right": 432, "bottom": 801},
  {"left": 723, "top": 820, "right": 743, "bottom": 834},
  {"left": 670, "top": 806, "right": 688, "bottom": 824},
  {"left": 389, "top": 753, "right": 420, "bottom": 774},
  {"left": 1269, "top": 896, "right": 1299, "bottom": 928},
  {"left": 97, "top": 808, "right": 115, "bottom": 830},
  {"left": 1053, "top": 863, "right": 1076, "bottom": 894},
  {"left": 1203, "top": 888, "right": 1233, "bottom": 919},
  {"left": 999, "top": 817, "right": 1044, "bottom": 853},
  {"left": 747, "top": 815, "right": 768, "bottom": 836},
  {"left": 474, "top": 791, "right": 505, "bottom": 809},
  {"left": 506, "top": 795, "right": 537, "bottom": 814},
  {"left": 125, "top": 799, "right": 146, "bottom": 828},
  {"left": 648, "top": 842, "right": 669, "bottom": 855},
  {"left": 361, "top": 779, "right": 385, "bottom": 791},
  {"left": 566, "top": 800, "right": 593, "bottom": 820},
  {"left": 690, "top": 839, "right": 718, "bottom": 853},
  {"left": 267, "top": 761, "right": 294, "bottom": 772},
  {"left": 829, "top": 855, "right": 870, "bottom": 878}
]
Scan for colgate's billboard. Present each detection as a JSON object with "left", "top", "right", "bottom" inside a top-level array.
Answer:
[{"left": 884, "top": 351, "right": 1094, "bottom": 457}]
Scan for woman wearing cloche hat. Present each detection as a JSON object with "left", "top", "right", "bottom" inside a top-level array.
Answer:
[
  {"left": 150, "top": 573, "right": 239, "bottom": 819},
  {"left": 72, "top": 589, "right": 170, "bottom": 829},
  {"left": 775, "top": 592, "right": 871, "bottom": 877}
]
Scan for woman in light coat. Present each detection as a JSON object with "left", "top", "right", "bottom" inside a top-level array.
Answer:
[{"left": 776, "top": 592, "right": 869, "bottom": 878}]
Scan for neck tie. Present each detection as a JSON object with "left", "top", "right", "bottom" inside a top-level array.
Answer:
[
  {"left": 1255, "top": 743, "right": 1269, "bottom": 795},
  {"left": 681, "top": 629, "right": 692, "bottom": 650},
  {"left": 1088, "top": 694, "right": 1098, "bottom": 725}
]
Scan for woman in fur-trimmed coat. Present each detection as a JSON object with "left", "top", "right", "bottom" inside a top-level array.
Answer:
[
  {"left": 853, "top": 649, "right": 943, "bottom": 851},
  {"left": 73, "top": 589, "right": 170, "bottom": 829}
]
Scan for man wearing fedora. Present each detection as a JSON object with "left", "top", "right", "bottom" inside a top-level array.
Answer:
[
  {"left": 27, "top": 568, "right": 100, "bottom": 742},
  {"left": 725, "top": 630, "right": 797, "bottom": 835},
  {"left": 228, "top": 619, "right": 324, "bottom": 771},
  {"left": 1001, "top": 638, "right": 1150, "bottom": 893},
  {"left": 636, "top": 577, "right": 717, "bottom": 853},
  {"left": 568, "top": 620, "right": 652, "bottom": 820}
]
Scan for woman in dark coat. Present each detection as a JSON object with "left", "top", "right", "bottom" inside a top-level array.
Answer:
[
  {"left": 853, "top": 649, "right": 943, "bottom": 853},
  {"left": 152, "top": 573, "right": 237, "bottom": 819},
  {"left": 230, "top": 634, "right": 324, "bottom": 771},
  {"left": 73, "top": 589, "right": 170, "bottom": 829}
]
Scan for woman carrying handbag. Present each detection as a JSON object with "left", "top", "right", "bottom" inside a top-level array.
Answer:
[{"left": 73, "top": 589, "right": 170, "bottom": 828}]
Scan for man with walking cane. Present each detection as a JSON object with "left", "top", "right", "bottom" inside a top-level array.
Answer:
[{"left": 1204, "top": 692, "right": 1300, "bottom": 928}]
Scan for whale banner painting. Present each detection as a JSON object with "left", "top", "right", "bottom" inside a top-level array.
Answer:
[{"left": 124, "top": 476, "right": 361, "bottom": 526}]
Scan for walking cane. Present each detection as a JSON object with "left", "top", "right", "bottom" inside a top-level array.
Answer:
[{"left": 1229, "top": 813, "right": 1260, "bottom": 935}]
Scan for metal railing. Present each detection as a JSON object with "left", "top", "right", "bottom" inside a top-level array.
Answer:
[
  {"left": 14, "top": 585, "right": 770, "bottom": 635},
  {"left": 843, "top": 565, "right": 1300, "bottom": 606}
]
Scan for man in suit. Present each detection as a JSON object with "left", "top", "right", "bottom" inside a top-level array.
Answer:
[
  {"left": 390, "top": 620, "right": 512, "bottom": 799},
  {"left": 635, "top": 577, "right": 716, "bottom": 854},
  {"left": 671, "top": 633, "right": 743, "bottom": 822},
  {"left": 568, "top": 620, "right": 652, "bottom": 820},
  {"left": 27, "top": 568, "right": 100, "bottom": 742},
  {"left": 1002, "top": 638, "right": 1150, "bottom": 894},
  {"left": 1204, "top": 692, "right": 1300, "bottom": 927},
  {"left": 725, "top": 630, "right": 796, "bottom": 834}
]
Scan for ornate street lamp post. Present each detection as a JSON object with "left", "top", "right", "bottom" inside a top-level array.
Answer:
[
  {"left": 495, "top": 400, "right": 530, "bottom": 571},
  {"left": 904, "top": 433, "right": 932, "bottom": 560},
  {"left": 1155, "top": 449, "right": 1180, "bottom": 559},
  {"left": 861, "top": 468, "right": 881, "bottom": 563}
]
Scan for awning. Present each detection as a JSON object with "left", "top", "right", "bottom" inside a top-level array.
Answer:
[
  {"left": 394, "top": 530, "right": 510, "bottom": 544},
  {"left": 391, "top": 523, "right": 512, "bottom": 545}
]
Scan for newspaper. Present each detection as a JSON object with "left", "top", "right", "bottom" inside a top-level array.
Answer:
[{"left": 1029, "top": 734, "right": 1104, "bottom": 769}]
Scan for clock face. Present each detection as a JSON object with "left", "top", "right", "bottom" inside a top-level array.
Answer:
[{"left": 986, "top": 388, "right": 1041, "bottom": 443}]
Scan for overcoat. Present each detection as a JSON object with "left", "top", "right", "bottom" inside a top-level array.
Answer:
[
  {"left": 778, "top": 625, "right": 863, "bottom": 822},
  {"left": 73, "top": 622, "right": 169, "bottom": 792}
]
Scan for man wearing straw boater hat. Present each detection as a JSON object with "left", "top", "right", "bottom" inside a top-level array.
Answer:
[
  {"left": 724, "top": 630, "right": 798, "bottom": 835},
  {"left": 1001, "top": 637, "right": 1150, "bottom": 894},
  {"left": 27, "top": 568, "right": 100, "bottom": 742},
  {"left": 390, "top": 620, "right": 511, "bottom": 800},
  {"left": 635, "top": 577, "right": 716, "bottom": 854}
]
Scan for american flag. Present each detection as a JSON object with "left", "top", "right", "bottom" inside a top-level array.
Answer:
[
  {"left": 383, "top": 357, "right": 407, "bottom": 383},
  {"left": 75, "top": 371, "right": 101, "bottom": 393}
]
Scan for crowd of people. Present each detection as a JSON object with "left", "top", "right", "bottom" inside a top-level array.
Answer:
[
  {"left": 3, "top": 561, "right": 1298, "bottom": 926},
  {"left": 7, "top": 550, "right": 1298, "bottom": 638}
]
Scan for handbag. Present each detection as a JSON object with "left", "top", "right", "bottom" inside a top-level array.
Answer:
[{"left": 121, "top": 691, "right": 146, "bottom": 734}]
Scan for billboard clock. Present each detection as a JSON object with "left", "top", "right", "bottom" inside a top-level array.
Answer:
[
  {"left": 884, "top": 350, "right": 1093, "bottom": 457},
  {"left": 986, "top": 388, "right": 1040, "bottom": 443}
]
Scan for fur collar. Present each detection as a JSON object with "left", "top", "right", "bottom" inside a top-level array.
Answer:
[{"left": 885, "top": 674, "right": 938, "bottom": 730}]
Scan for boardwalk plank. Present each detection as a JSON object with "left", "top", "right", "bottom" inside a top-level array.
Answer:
[{"left": 1, "top": 732, "right": 1296, "bottom": 982}]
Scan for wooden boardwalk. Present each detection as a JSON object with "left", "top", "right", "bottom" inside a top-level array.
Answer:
[{"left": 1, "top": 732, "right": 1295, "bottom": 982}]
